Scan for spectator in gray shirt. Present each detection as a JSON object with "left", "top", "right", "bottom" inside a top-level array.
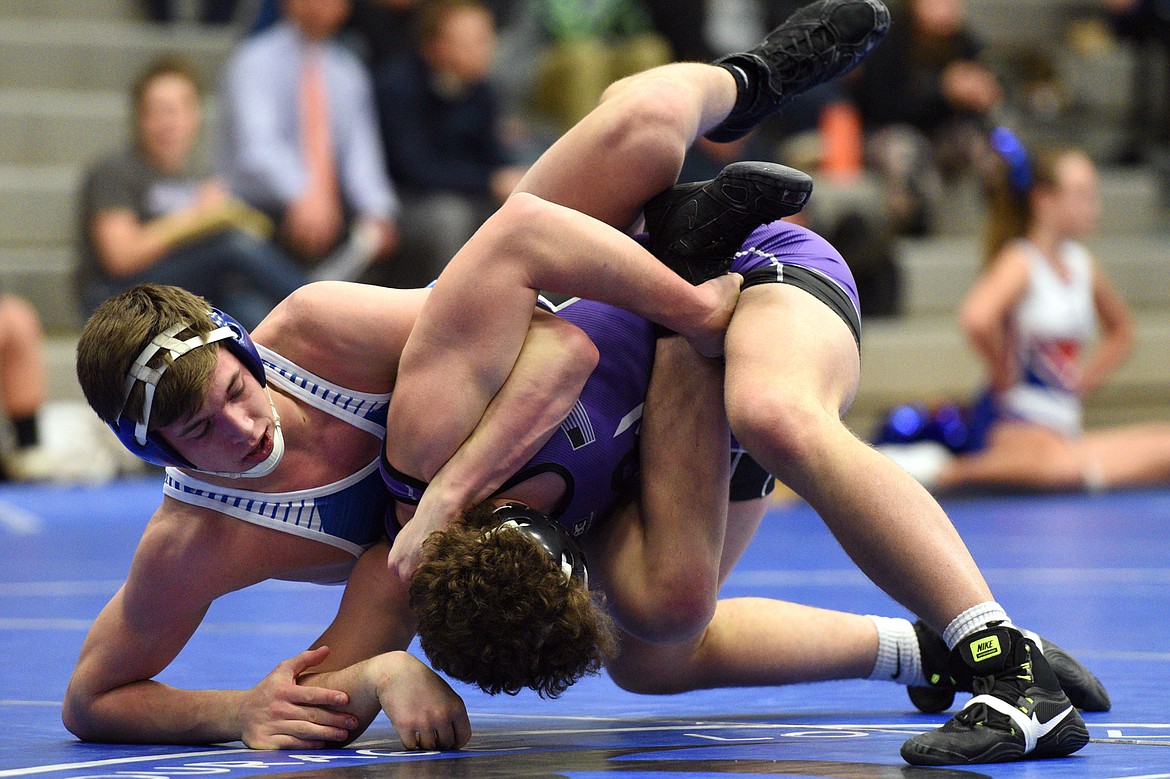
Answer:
[{"left": 78, "top": 56, "right": 307, "bottom": 329}]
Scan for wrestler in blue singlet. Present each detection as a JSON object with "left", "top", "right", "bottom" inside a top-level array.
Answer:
[
  {"left": 168, "top": 344, "right": 391, "bottom": 558},
  {"left": 382, "top": 221, "right": 860, "bottom": 536}
]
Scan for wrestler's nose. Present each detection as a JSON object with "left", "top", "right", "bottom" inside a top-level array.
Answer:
[{"left": 224, "top": 404, "right": 253, "bottom": 444}]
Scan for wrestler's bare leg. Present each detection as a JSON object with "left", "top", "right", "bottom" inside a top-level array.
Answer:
[
  {"left": 589, "top": 335, "right": 730, "bottom": 643},
  {"left": 723, "top": 283, "right": 991, "bottom": 632},
  {"left": 515, "top": 63, "right": 739, "bottom": 230}
]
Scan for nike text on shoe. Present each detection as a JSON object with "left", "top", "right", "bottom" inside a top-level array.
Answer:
[
  {"left": 901, "top": 625, "right": 1089, "bottom": 766},
  {"left": 643, "top": 161, "right": 813, "bottom": 285},
  {"left": 706, "top": 0, "right": 890, "bottom": 143}
]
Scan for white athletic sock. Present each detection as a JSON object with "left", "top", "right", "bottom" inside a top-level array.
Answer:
[
  {"left": 942, "top": 602, "right": 1013, "bottom": 649},
  {"left": 866, "top": 615, "right": 926, "bottom": 686}
]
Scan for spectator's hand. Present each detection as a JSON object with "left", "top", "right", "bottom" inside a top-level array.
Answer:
[
  {"left": 361, "top": 216, "right": 399, "bottom": 261},
  {"left": 490, "top": 166, "right": 529, "bottom": 203},
  {"left": 195, "top": 179, "right": 232, "bottom": 213},
  {"left": 989, "top": 355, "right": 1017, "bottom": 396},
  {"left": 373, "top": 652, "right": 471, "bottom": 751},
  {"left": 238, "top": 647, "right": 358, "bottom": 750},
  {"left": 285, "top": 188, "right": 345, "bottom": 259},
  {"left": 941, "top": 61, "right": 1002, "bottom": 113}
]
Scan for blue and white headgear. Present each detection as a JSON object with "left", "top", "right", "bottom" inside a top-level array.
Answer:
[
  {"left": 111, "top": 308, "right": 284, "bottom": 478},
  {"left": 483, "top": 503, "right": 589, "bottom": 588}
]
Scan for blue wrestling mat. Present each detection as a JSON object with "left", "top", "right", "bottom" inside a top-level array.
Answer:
[{"left": 1, "top": 475, "right": 1167, "bottom": 778}]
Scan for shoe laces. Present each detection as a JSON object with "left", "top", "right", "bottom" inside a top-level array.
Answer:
[
  {"left": 773, "top": 27, "right": 837, "bottom": 85},
  {"left": 952, "top": 660, "right": 1033, "bottom": 729}
]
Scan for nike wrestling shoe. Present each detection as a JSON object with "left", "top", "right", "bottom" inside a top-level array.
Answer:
[
  {"left": 706, "top": 0, "right": 890, "bottom": 143},
  {"left": 907, "top": 620, "right": 1112, "bottom": 714},
  {"left": 901, "top": 624, "right": 1090, "bottom": 766},
  {"left": 642, "top": 161, "right": 812, "bottom": 284},
  {"left": 908, "top": 619, "right": 955, "bottom": 714}
]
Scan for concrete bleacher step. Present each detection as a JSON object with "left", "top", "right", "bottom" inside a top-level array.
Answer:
[
  {"left": 929, "top": 167, "right": 1165, "bottom": 238},
  {"left": 45, "top": 335, "right": 83, "bottom": 404},
  {"left": 898, "top": 233, "right": 1170, "bottom": 317},
  {"left": 0, "top": 165, "right": 78, "bottom": 246},
  {"left": 0, "top": 90, "right": 219, "bottom": 168},
  {"left": 0, "top": 247, "right": 82, "bottom": 334},
  {"left": 0, "top": 0, "right": 139, "bottom": 21},
  {"left": 0, "top": 90, "right": 128, "bottom": 167},
  {"left": 965, "top": 0, "right": 1086, "bottom": 52},
  {"left": 0, "top": 18, "right": 233, "bottom": 92}
]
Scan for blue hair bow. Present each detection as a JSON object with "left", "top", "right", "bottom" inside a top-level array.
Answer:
[{"left": 989, "top": 126, "right": 1032, "bottom": 192}]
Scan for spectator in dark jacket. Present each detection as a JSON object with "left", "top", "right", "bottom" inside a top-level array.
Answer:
[
  {"left": 374, "top": 0, "right": 526, "bottom": 286},
  {"left": 850, "top": 0, "right": 1002, "bottom": 234}
]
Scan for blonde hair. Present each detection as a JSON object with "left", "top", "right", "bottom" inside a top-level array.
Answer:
[{"left": 984, "top": 143, "right": 1077, "bottom": 265}]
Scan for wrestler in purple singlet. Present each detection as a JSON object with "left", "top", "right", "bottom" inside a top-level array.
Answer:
[{"left": 382, "top": 221, "right": 860, "bottom": 536}]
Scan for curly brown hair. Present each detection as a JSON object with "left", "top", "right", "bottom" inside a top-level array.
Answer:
[{"left": 409, "top": 501, "right": 617, "bottom": 698}]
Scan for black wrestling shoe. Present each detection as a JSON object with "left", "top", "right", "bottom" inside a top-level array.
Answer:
[
  {"left": 1035, "top": 634, "right": 1112, "bottom": 712},
  {"left": 901, "top": 625, "right": 1089, "bottom": 766},
  {"left": 906, "top": 621, "right": 1113, "bottom": 715},
  {"left": 642, "top": 161, "right": 812, "bottom": 284},
  {"left": 908, "top": 619, "right": 955, "bottom": 714},
  {"left": 706, "top": 0, "right": 890, "bottom": 143}
]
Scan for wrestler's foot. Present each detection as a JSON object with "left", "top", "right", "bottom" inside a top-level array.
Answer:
[
  {"left": 1039, "top": 635, "right": 1112, "bottom": 712},
  {"left": 907, "top": 620, "right": 1112, "bottom": 714},
  {"left": 684, "top": 272, "right": 742, "bottom": 359},
  {"left": 901, "top": 625, "right": 1089, "bottom": 766},
  {"left": 908, "top": 619, "right": 955, "bottom": 714},
  {"left": 706, "top": 0, "right": 890, "bottom": 143},
  {"left": 643, "top": 161, "right": 812, "bottom": 285}
]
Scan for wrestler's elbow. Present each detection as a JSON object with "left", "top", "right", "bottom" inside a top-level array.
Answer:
[
  {"left": 535, "top": 315, "right": 599, "bottom": 396},
  {"left": 61, "top": 684, "right": 99, "bottom": 741}
]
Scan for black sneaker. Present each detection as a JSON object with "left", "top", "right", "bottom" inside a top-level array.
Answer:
[
  {"left": 908, "top": 619, "right": 955, "bottom": 714},
  {"left": 901, "top": 625, "right": 1090, "bottom": 766},
  {"left": 706, "top": 0, "right": 890, "bottom": 143},
  {"left": 906, "top": 621, "right": 1113, "bottom": 714},
  {"left": 642, "top": 161, "right": 812, "bottom": 285}
]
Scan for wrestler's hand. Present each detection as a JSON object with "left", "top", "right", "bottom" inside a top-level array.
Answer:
[
  {"left": 374, "top": 652, "right": 471, "bottom": 751},
  {"left": 237, "top": 646, "right": 359, "bottom": 749},
  {"left": 388, "top": 504, "right": 451, "bottom": 583}
]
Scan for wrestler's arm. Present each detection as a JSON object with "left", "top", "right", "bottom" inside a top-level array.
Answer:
[
  {"left": 62, "top": 500, "right": 357, "bottom": 749},
  {"left": 388, "top": 309, "right": 599, "bottom": 578},
  {"left": 258, "top": 281, "right": 601, "bottom": 582},
  {"left": 298, "top": 540, "right": 471, "bottom": 750},
  {"left": 384, "top": 194, "right": 737, "bottom": 580}
]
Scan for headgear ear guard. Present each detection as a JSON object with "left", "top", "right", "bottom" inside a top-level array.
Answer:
[
  {"left": 111, "top": 308, "right": 268, "bottom": 469},
  {"left": 485, "top": 503, "right": 589, "bottom": 588}
]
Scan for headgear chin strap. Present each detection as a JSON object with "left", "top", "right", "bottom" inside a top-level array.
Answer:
[
  {"left": 483, "top": 503, "right": 589, "bottom": 588},
  {"left": 112, "top": 308, "right": 282, "bottom": 478}
]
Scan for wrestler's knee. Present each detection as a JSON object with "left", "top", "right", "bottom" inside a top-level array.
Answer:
[
  {"left": 595, "top": 76, "right": 693, "bottom": 154},
  {"left": 608, "top": 571, "right": 717, "bottom": 644},
  {"left": 606, "top": 646, "right": 689, "bottom": 695},
  {"left": 0, "top": 295, "right": 42, "bottom": 344},
  {"left": 728, "top": 385, "right": 832, "bottom": 472}
]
